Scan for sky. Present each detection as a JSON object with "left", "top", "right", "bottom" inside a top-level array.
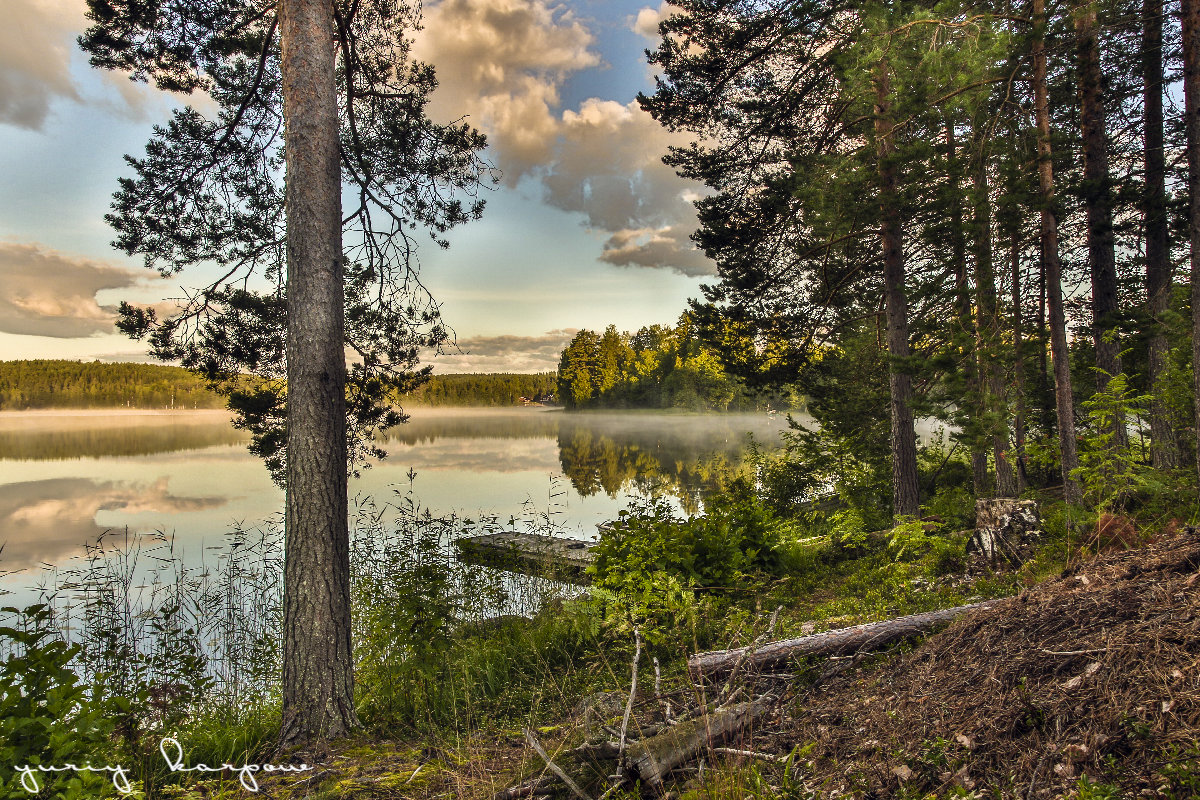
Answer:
[{"left": 0, "top": 0, "right": 710, "bottom": 374}]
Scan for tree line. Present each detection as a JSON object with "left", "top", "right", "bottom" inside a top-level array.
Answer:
[
  {"left": 0, "top": 360, "right": 225, "bottom": 410},
  {"left": 556, "top": 316, "right": 803, "bottom": 411},
  {"left": 399, "top": 372, "right": 557, "bottom": 406},
  {"left": 0, "top": 361, "right": 556, "bottom": 410},
  {"left": 641, "top": 0, "right": 1200, "bottom": 517}
]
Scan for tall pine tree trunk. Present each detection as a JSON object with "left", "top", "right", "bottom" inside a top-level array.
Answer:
[
  {"left": 1183, "top": 0, "right": 1200, "bottom": 488},
  {"left": 946, "top": 120, "right": 990, "bottom": 494},
  {"left": 972, "top": 157, "right": 1018, "bottom": 497},
  {"left": 1033, "top": 0, "right": 1083, "bottom": 505},
  {"left": 875, "top": 56, "right": 920, "bottom": 518},
  {"left": 1144, "top": 0, "right": 1178, "bottom": 469},
  {"left": 1010, "top": 217, "right": 1029, "bottom": 489},
  {"left": 279, "top": 0, "right": 359, "bottom": 748},
  {"left": 1075, "top": 0, "right": 1126, "bottom": 458}
]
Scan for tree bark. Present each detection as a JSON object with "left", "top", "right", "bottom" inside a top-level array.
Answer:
[
  {"left": 875, "top": 56, "right": 920, "bottom": 519},
  {"left": 279, "top": 0, "right": 358, "bottom": 747},
  {"left": 1185, "top": 0, "right": 1200, "bottom": 490},
  {"left": 946, "top": 120, "right": 990, "bottom": 495},
  {"left": 1010, "top": 213, "right": 1029, "bottom": 489},
  {"left": 689, "top": 602, "right": 997, "bottom": 676},
  {"left": 1074, "top": 0, "right": 1126, "bottom": 458},
  {"left": 1033, "top": 0, "right": 1083, "bottom": 506},
  {"left": 1143, "top": 0, "right": 1178, "bottom": 470}
]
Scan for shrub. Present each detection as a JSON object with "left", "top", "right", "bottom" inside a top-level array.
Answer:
[{"left": 0, "top": 605, "right": 115, "bottom": 800}]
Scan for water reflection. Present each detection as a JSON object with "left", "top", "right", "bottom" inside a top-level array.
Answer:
[
  {"left": 0, "top": 477, "right": 228, "bottom": 570},
  {"left": 551, "top": 414, "right": 782, "bottom": 513},
  {"left": 0, "top": 411, "right": 247, "bottom": 460},
  {"left": 0, "top": 409, "right": 789, "bottom": 587}
]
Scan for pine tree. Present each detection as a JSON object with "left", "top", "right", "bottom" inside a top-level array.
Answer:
[{"left": 79, "top": 0, "right": 492, "bottom": 747}]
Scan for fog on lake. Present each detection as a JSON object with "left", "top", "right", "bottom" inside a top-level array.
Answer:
[{"left": 0, "top": 408, "right": 791, "bottom": 596}]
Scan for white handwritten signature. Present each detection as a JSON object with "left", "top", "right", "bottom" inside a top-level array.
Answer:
[{"left": 15, "top": 737, "right": 311, "bottom": 794}]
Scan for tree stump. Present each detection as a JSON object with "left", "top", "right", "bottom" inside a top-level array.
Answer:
[{"left": 967, "top": 498, "right": 1043, "bottom": 567}]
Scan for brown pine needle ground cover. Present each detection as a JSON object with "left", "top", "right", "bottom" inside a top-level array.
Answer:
[{"left": 740, "top": 526, "right": 1200, "bottom": 798}]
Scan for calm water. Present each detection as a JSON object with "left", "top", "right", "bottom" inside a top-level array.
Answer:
[{"left": 0, "top": 408, "right": 790, "bottom": 598}]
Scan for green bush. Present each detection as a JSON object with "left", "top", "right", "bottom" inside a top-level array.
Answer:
[
  {"left": 0, "top": 605, "right": 115, "bottom": 800},
  {"left": 591, "top": 484, "right": 791, "bottom": 595}
]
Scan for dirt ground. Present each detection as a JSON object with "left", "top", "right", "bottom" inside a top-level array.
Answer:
[{"left": 736, "top": 525, "right": 1200, "bottom": 798}]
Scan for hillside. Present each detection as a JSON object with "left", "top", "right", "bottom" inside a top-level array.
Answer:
[{"left": 754, "top": 526, "right": 1200, "bottom": 797}]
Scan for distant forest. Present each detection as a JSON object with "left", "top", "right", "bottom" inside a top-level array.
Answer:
[
  {"left": 398, "top": 372, "right": 557, "bottom": 407},
  {"left": 0, "top": 360, "right": 226, "bottom": 409},
  {"left": 557, "top": 316, "right": 802, "bottom": 412},
  {"left": 0, "top": 360, "right": 557, "bottom": 410}
]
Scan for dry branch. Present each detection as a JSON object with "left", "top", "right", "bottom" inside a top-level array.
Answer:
[
  {"left": 690, "top": 601, "right": 997, "bottom": 677},
  {"left": 625, "top": 697, "right": 774, "bottom": 787}
]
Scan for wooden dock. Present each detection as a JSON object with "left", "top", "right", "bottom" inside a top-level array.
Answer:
[{"left": 455, "top": 532, "right": 596, "bottom": 583}]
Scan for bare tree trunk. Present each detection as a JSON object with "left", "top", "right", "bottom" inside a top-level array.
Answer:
[
  {"left": 1010, "top": 216, "right": 1029, "bottom": 489},
  {"left": 1184, "top": 0, "right": 1200, "bottom": 491},
  {"left": 973, "top": 158, "right": 1018, "bottom": 497},
  {"left": 1033, "top": 0, "right": 1083, "bottom": 505},
  {"left": 279, "top": 0, "right": 358, "bottom": 748},
  {"left": 1075, "top": 1, "right": 1123, "bottom": 385},
  {"left": 876, "top": 56, "right": 920, "bottom": 518},
  {"left": 1145, "top": 0, "right": 1178, "bottom": 469},
  {"left": 1074, "top": 0, "right": 1126, "bottom": 459},
  {"left": 690, "top": 602, "right": 997, "bottom": 676}
]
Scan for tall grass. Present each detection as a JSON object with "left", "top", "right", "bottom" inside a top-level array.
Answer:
[{"left": 0, "top": 478, "right": 587, "bottom": 795}]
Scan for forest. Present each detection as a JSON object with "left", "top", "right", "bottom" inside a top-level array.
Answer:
[
  {"left": 556, "top": 317, "right": 803, "bottom": 411},
  {"left": 0, "top": 360, "right": 226, "bottom": 409},
  {"left": 0, "top": 360, "right": 556, "bottom": 410},
  {"left": 632, "top": 0, "right": 1200, "bottom": 519}
]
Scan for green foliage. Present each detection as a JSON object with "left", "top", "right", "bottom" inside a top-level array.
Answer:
[
  {"left": 401, "top": 372, "right": 557, "bottom": 407},
  {"left": 1073, "top": 775, "right": 1123, "bottom": 800},
  {"left": 349, "top": 491, "right": 595, "bottom": 732},
  {"left": 1156, "top": 742, "right": 1200, "bottom": 800},
  {"left": 888, "top": 517, "right": 933, "bottom": 561},
  {"left": 0, "top": 605, "right": 114, "bottom": 800},
  {"left": 0, "top": 360, "right": 223, "bottom": 410},
  {"left": 829, "top": 508, "right": 869, "bottom": 553},
  {"left": 588, "top": 487, "right": 794, "bottom": 637},
  {"left": 557, "top": 316, "right": 791, "bottom": 412},
  {"left": 1071, "top": 372, "right": 1164, "bottom": 512}
]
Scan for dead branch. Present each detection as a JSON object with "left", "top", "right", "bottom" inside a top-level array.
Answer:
[
  {"left": 523, "top": 728, "right": 593, "bottom": 800},
  {"left": 625, "top": 696, "right": 775, "bottom": 788},
  {"left": 691, "top": 601, "right": 998, "bottom": 677}
]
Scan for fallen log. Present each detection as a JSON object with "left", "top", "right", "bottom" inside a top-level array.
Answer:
[
  {"left": 625, "top": 697, "right": 774, "bottom": 788},
  {"left": 689, "top": 601, "right": 999, "bottom": 677}
]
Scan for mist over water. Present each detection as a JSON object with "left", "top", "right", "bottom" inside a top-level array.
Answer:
[{"left": 0, "top": 408, "right": 792, "bottom": 600}]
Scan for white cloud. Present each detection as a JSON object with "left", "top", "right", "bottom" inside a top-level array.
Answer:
[
  {"left": 0, "top": 0, "right": 84, "bottom": 128},
  {"left": 426, "top": 329, "right": 577, "bottom": 373},
  {"left": 414, "top": 0, "right": 601, "bottom": 180},
  {"left": 631, "top": 2, "right": 675, "bottom": 41},
  {"left": 416, "top": 0, "right": 713, "bottom": 275},
  {"left": 0, "top": 241, "right": 144, "bottom": 337}
]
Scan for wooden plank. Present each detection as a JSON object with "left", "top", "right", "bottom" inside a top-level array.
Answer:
[{"left": 455, "top": 532, "right": 595, "bottom": 583}]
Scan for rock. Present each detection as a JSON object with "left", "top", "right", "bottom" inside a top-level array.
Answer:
[{"left": 967, "top": 498, "right": 1043, "bottom": 568}]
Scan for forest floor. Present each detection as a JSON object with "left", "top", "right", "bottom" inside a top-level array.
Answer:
[{"left": 236, "top": 527, "right": 1200, "bottom": 800}]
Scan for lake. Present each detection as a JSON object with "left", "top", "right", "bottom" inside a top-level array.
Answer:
[{"left": 0, "top": 407, "right": 791, "bottom": 601}]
